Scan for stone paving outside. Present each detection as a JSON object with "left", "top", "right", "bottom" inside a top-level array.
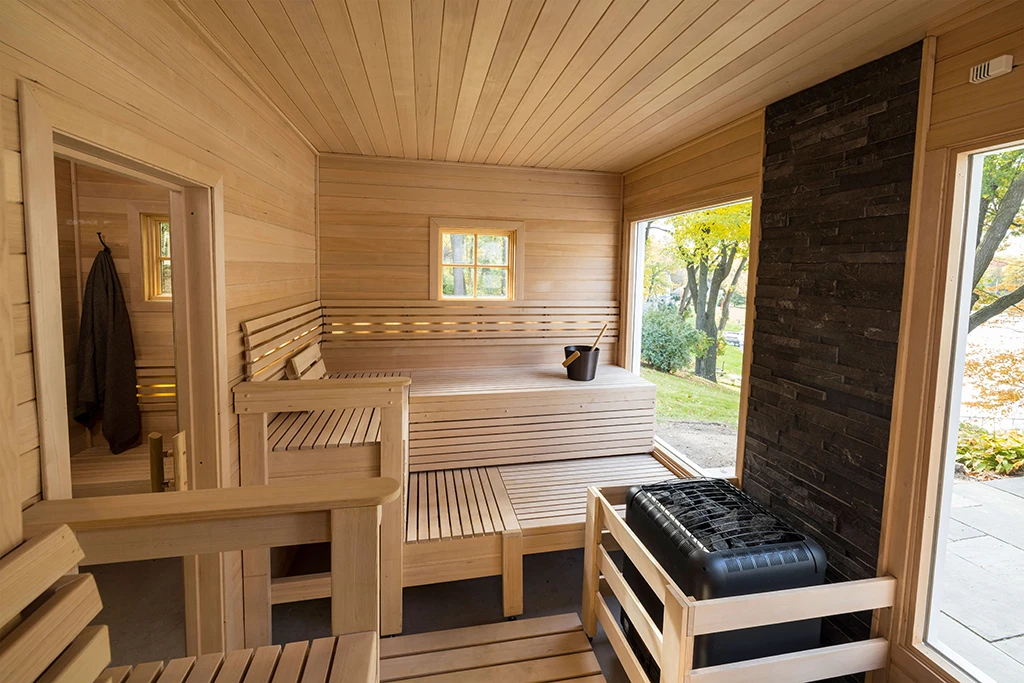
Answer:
[{"left": 932, "top": 476, "right": 1024, "bottom": 682}]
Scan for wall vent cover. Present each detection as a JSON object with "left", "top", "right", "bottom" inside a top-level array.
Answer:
[{"left": 970, "top": 55, "right": 1014, "bottom": 83}]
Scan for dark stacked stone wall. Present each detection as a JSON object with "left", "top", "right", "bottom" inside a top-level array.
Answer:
[{"left": 743, "top": 42, "right": 921, "bottom": 649}]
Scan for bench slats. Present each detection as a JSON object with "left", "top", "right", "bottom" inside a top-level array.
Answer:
[
  {"left": 95, "top": 635, "right": 376, "bottom": 683},
  {"left": 379, "top": 614, "right": 604, "bottom": 683}
]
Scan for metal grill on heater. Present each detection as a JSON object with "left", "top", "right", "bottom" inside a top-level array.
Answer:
[{"left": 621, "top": 478, "right": 826, "bottom": 677}]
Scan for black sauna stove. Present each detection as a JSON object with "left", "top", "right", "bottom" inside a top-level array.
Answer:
[{"left": 621, "top": 478, "right": 827, "bottom": 678}]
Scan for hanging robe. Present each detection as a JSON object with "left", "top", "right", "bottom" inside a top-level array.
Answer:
[{"left": 74, "top": 249, "right": 141, "bottom": 453}]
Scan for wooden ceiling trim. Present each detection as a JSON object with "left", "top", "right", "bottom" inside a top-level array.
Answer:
[
  {"left": 592, "top": 0, "right": 944, "bottom": 172},
  {"left": 545, "top": 0, "right": 813, "bottom": 170}
]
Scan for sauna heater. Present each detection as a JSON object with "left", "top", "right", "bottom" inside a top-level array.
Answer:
[{"left": 621, "top": 478, "right": 826, "bottom": 677}]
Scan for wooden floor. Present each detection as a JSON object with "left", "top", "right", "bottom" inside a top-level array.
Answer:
[
  {"left": 70, "top": 445, "right": 173, "bottom": 498},
  {"left": 379, "top": 614, "right": 605, "bottom": 683},
  {"left": 98, "top": 632, "right": 377, "bottom": 683}
]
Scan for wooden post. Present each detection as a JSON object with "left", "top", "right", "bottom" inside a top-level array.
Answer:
[
  {"left": 379, "top": 387, "right": 407, "bottom": 636},
  {"left": 148, "top": 433, "right": 164, "bottom": 493},
  {"left": 582, "top": 487, "right": 602, "bottom": 638},
  {"left": 660, "top": 585, "right": 695, "bottom": 683},
  {"left": 331, "top": 506, "right": 381, "bottom": 636},
  {"left": 502, "top": 529, "right": 523, "bottom": 617},
  {"left": 239, "top": 413, "right": 270, "bottom": 648}
]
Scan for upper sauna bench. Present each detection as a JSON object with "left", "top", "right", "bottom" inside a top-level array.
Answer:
[{"left": 237, "top": 299, "right": 673, "bottom": 621}]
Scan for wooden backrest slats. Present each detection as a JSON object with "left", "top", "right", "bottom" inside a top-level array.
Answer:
[
  {"left": 241, "top": 300, "right": 621, "bottom": 377},
  {"left": 0, "top": 572, "right": 103, "bottom": 683},
  {"left": 241, "top": 301, "right": 325, "bottom": 382},
  {"left": 287, "top": 343, "right": 327, "bottom": 380},
  {"left": 319, "top": 300, "right": 619, "bottom": 371},
  {"left": 0, "top": 525, "right": 84, "bottom": 628}
]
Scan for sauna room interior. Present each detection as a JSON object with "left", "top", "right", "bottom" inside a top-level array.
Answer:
[{"left": 2, "top": 1, "right": 1023, "bottom": 683}]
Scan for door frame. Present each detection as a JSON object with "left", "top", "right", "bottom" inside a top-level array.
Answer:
[{"left": 17, "top": 80, "right": 232, "bottom": 654}]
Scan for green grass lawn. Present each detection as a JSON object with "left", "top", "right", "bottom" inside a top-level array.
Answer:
[
  {"left": 718, "top": 344, "right": 744, "bottom": 377},
  {"left": 641, "top": 367, "right": 741, "bottom": 427}
]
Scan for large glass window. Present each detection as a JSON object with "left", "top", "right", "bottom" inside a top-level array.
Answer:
[
  {"left": 633, "top": 199, "right": 752, "bottom": 477},
  {"left": 926, "top": 143, "right": 1024, "bottom": 682}
]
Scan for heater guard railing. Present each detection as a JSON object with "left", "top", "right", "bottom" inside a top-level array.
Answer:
[{"left": 582, "top": 485, "right": 897, "bottom": 683}]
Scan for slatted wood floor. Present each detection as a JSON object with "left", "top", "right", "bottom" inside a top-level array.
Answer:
[
  {"left": 266, "top": 372, "right": 404, "bottom": 452},
  {"left": 379, "top": 614, "right": 605, "bottom": 683},
  {"left": 97, "top": 633, "right": 376, "bottom": 683},
  {"left": 71, "top": 445, "right": 174, "bottom": 498},
  {"left": 499, "top": 455, "right": 675, "bottom": 531},
  {"left": 405, "top": 468, "right": 516, "bottom": 543}
]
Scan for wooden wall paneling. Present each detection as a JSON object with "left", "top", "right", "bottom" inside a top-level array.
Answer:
[
  {"left": 318, "top": 154, "right": 621, "bottom": 304},
  {"left": 878, "top": 7, "right": 1024, "bottom": 680},
  {"left": 17, "top": 81, "right": 71, "bottom": 502},
  {"left": 0, "top": 69, "right": 22, "bottom": 555},
  {"left": 3, "top": 0, "right": 319, "bottom": 651}
]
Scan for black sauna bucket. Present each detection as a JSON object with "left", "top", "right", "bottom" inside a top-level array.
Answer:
[{"left": 564, "top": 345, "right": 599, "bottom": 381}]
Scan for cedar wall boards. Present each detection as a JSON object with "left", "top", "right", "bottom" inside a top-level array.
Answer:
[
  {"left": 744, "top": 42, "right": 923, "bottom": 650},
  {"left": 2, "top": 0, "right": 317, "bottom": 649},
  {"left": 881, "top": 5, "right": 1024, "bottom": 683},
  {"left": 317, "top": 154, "right": 622, "bottom": 368}
]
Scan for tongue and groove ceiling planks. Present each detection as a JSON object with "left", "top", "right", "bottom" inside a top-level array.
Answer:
[{"left": 177, "top": 0, "right": 976, "bottom": 172}]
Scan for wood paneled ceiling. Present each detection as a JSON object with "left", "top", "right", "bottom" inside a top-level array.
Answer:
[{"left": 177, "top": 0, "right": 975, "bottom": 172}]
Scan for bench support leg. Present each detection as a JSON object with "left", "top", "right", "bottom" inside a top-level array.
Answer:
[
  {"left": 502, "top": 530, "right": 523, "bottom": 618},
  {"left": 380, "top": 401, "right": 407, "bottom": 635},
  {"left": 239, "top": 413, "right": 271, "bottom": 648},
  {"left": 332, "top": 506, "right": 381, "bottom": 635}
]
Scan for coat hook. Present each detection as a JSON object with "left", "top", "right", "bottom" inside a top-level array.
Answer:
[{"left": 97, "top": 232, "right": 111, "bottom": 253}]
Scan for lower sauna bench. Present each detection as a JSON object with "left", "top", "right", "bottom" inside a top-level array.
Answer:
[
  {"left": 405, "top": 454, "right": 678, "bottom": 616},
  {"left": 380, "top": 614, "right": 605, "bottom": 682},
  {"left": 270, "top": 454, "right": 678, "bottom": 616},
  {"left": 98, "top": 632, "right": 378, "bottom": 683}
]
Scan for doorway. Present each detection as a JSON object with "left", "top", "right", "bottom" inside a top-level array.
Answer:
[
  {"left": 926, "top": 141, "right": 1024, "bottom": 682},
  {"left": 629, "top": 199, "right": 754, "bottom": 478},
  {"left": 52, "top": 157, "right": 180, "bottom": 498}
]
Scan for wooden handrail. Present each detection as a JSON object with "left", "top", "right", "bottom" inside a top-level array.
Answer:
[
  {"left": 23, "top": 477, "right": 401, "bottom": 534},
  {"left": 233, "top": 376, "right": 411, "bottom": 413}
]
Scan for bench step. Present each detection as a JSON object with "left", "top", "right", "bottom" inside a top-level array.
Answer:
[
  {"left": 379, "top": 613, "right": 605, "bottom": 682},
  {"left": 97, "top": 633, "right": 377, "bottom": 683}
]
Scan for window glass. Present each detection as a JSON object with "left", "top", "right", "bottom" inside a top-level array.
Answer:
[{"left": 439, "top": 229, "right": 513, "bottom": 299}]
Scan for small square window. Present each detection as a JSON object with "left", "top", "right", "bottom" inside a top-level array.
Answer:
[
  {"left": 439, "top": 229, "right": 513, "bottom": 299},
  {"left": 142, "top": 214, "right": 172, "bottom": 300}
]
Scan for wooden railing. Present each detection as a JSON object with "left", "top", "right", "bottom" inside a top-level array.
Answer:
[
  {"left": 20, "top": 477, "right": 401, "bottom": 642},
  {"left": 233, "top": 376, "right": 410, "bottom": 641},
  {"left": 582, "top": 485, "right": 897, "bottom": 683}
]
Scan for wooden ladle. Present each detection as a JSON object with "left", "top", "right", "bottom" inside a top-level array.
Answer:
[{"left": 562, "top": 323, "right": 609, "bottom": 368}]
